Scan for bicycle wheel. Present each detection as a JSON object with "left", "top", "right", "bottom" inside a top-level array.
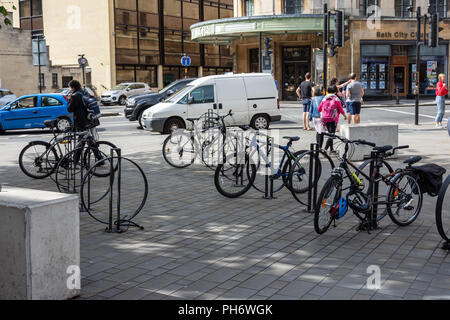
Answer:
[
  {"left": 201, "top": 129, "right": 224, "bottom": 170},
  {"left": 214, "top": 144, "right": 257, "bottom": 198},
  {"left": 19, "top": 141, "right": 59, "bottom": 179},
  {"left": 314, "top": 176, "right": 342, "bottom": 234},
  {"left": 386, "top": 171, "right": 423, "bottom": 226},
  {"left": 162, "top": 131, "right": 195, "bottom": 168},
  {"left": 357, "top": 158, "right": 394, "bottom": 221},
  {"left": 436, "top": 175, "right": 450, "bottom": 242},
  {"left": 83, "top": 141, "right": 118, "bottom": 177},
  {"left": 288, "top": 150, "right": 322, "bottom": 196}
]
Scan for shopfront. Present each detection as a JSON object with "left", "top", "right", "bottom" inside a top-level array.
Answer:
[{"left": 359, "top": 41, "right": 448, "bottom": 99}]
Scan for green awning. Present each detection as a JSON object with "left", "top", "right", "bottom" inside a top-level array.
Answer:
[{"left": 191, "top": 14, "right": 341, "bottom": 45}]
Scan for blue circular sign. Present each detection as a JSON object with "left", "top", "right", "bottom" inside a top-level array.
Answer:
[{"left": 181, "top": 56, "right": 191, "bottom": 67}]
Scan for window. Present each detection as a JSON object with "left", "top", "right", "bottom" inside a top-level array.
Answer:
[
  {"left": 284, "top": 0, "right": 302, "bottom": 14},
  {"left": 41, "top": 97, "right": 63, "bottom": 107},
  {"left": 430, "top": 0, "right": 448, "bottom": 17},
  {"left": 249, "top": 48, "right": 259, "bottom": 73},
  {"left": 360, "top": 0, "right": 378, "bottom": 17},
  {"left": 19, "top": 0, "right": 31, "bottom": 17},
  {"left": 395, "top": 0, "right": 414, "bottom": 17},
  {"left": 244, "top": 0, "right": 254, "bottom": 16},
  {"left": 189, "top": 85, "right": 215, "bottom": 104},
  {"left": 31, "top": 0, "right": 42, "bottom": 16},
  {"left": 52, "top": 73, "right": 58, "bottom": 88},
  {"left": 39, "top": 73, "right": 45, "bottom": 88},
  {"left": 13, "top": 97, "right": 37, "bottom": 109}
]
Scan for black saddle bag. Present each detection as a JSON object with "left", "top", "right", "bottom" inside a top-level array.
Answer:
[{"left": 411, "top": 164, "right": 447, "bottom": 197}]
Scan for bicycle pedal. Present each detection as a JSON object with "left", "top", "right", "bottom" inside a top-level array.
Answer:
[{"left": 403, "top": 206, "right": 414, "bottom": 211}]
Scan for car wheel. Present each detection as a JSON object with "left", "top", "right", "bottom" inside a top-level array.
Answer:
[
  {"left": 56, "top": 117, "right": 72, "bottom": 133},
  {"left": 250, "top": 114, "right": 270, "bottom": 130},
  {"left": 119, "top": 96, "right": 127, "bottom": 106},
  {"left": 164, "top": 118, "right": 185, "bottom": 134},
  {"left": 138, "top": 110, "right": 145, "bottom": 129}
]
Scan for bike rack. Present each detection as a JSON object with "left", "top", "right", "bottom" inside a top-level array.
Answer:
[
  {"left": 263, "top": 135, "right": 275, "bottom": 200},
  {"left": 306, "top": 143, "right": 321, "bottom": 213}
]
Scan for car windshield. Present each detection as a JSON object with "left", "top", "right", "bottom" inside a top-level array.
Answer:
[
  {"left": 166, "top": 85, "right": 192, "bottom": 103},
  {"left": 160, "top": 82, "right": 180, "bottom": 94},
  {"left": 55, "top": 88, "right": 69, "bottom": 94},
  {"left": 111, "top": 84, "right": 128, "bottom": 90}
]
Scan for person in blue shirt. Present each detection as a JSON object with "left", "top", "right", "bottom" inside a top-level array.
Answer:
[{"left": 309, "top": 86, "right": 325, "bottom": 148}]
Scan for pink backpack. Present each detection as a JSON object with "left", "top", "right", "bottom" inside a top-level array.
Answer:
[{"left": 321, "top": 95, "right": 340, "bottom": 123}]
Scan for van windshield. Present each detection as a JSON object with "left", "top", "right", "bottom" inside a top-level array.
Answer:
[{"left": 166, "top": 85, "right": 192, "bottom": 103}]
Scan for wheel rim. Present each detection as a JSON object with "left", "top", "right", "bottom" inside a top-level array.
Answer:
[
  {"left": 58, "top": 119, "right": 71, "bottom": 132},
  {"left": 120, "top": 97, "right": 126, "bottom": 105},
  {"left": 254, "top": 117, "right": 268, "bottom": 129},
  {"left": 389, "top": 175, "right": 422, "bottom": 224}
]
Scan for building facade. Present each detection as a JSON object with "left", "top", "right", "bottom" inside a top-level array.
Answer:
[
  {"left": 191, "top": 0, "right": 450, "bottom": 100},
  {"left": 6, "top": 0, "right": 234, "bottom": 95}
]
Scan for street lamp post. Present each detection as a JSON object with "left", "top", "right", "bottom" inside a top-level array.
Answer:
[{"left": 415, "top": 6, "right": 421, "bottom": 126}]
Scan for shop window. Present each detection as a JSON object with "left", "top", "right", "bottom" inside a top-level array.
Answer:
[
  {"left": 360, "top": 59, "right": 389, "bottom": 94},
  {"left": 284, "top": 0, "right": 303, "bottom": 14},
  {"left": 359, "top": 0, "right": 378, "bottom": 17},
  {"left": 395, "top": 0, "right": 415, "bottom": 17},
  {"left": 430, "top": 0, "right": 448, "bottom": 17},
  {"left": 243, "top": 0, "right": 254, "bottom": 16}
]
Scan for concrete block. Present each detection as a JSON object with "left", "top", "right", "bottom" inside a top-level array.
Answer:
[
  {"left": 339, "top": 123, "right": 399, "bottom": 161},
  {"left": 0, "top": 186, "right": 80, "bottom": 300}
]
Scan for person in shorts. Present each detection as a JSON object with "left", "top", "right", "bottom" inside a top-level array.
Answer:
[
  {"left": 345, "top": 73, "right": 364, "bottom": 124},
  {"left": 296, "top": 72, "right": 314, "bottom": 130}
]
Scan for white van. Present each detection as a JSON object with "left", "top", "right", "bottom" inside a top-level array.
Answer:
[{"left": 142, "top": 73, "right": 281, "bottom": 134}]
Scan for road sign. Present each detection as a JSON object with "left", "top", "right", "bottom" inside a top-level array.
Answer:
[
  {"left": 78, "top": 56, "right": 88, "bottom": 67},
  {"left": 181, "top": 56, "right": 191, "bottom": 67}
]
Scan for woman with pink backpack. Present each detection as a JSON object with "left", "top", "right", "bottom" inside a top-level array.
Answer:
[{"left": 318, "top": 85, "right": 347, "bottom": 154}]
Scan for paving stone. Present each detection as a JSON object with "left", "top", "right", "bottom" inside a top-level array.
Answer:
[
  {"left": 170, "top": 261, "right": 208, "bottom": 276},
  {"left": 239, "top": 274, "right": 279, "bottom": 291},
  {"left": 106, "top": 267, "right": 149, "bottom": 283},
  {"left": 320, "top": 287, "right": 358, "bottom": 300},
  {"left": 220, "top": 287, "right": 259, "bottom": 300},
  {"left": 378, "top": 280, "right": 411, "bottom": 297},
  {"left": 277, "top": 280, "right": 316, "bottom": 298}
]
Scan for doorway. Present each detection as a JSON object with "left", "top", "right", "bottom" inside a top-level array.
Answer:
[
  {"left": 282, "top": 46, "right": 311, "bottom": 101},
  {"left": 392, "top": 66, "right": 406, "bottom": 96}
]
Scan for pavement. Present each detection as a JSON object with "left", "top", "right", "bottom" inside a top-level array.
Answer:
[{"left": 1, "top": 106, "right": 450, "bottom": 300}]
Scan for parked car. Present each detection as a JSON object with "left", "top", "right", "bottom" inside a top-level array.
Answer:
[
  {"left": 55, "top": 87, "right": 96, "bottom": 99},
  {"left": 0, "top": 89, "right": 17, "bottom": 108},
  {"left": 125, "top": 78, "right": 195, "bottom": 128},
  {"left": 101, "top": 82, "right": 152, "bottom": 106},
  {"left": 142, "top": 73, "right": 281, "bottom": 134},
  {"left": 0, "top": 94, "right": 72, "bottom": 133}
]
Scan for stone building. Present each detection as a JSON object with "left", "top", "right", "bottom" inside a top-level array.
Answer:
[
  {"left": 4, "top": 0, "right": 234, "bottom": 94},
  {"left": 191, "top": 0, "right": 450, "bottom": 100}
]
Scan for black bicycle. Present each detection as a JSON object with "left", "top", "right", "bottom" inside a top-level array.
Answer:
[
  {"left": 314, "top": 133, "right": 423, "bottom": 234},
  {"left": 436, "top": 174, "right": 450, "bottom": 248}
]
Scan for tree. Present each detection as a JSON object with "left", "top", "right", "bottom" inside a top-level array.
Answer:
[{"left": 0, "top": 4, "right": 16, "bottom": 29}]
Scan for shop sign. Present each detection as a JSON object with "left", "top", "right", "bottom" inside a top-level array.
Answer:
[
  {"left": 376, "top": 31, "right": 426, "bottom": 39},
  {"left": 192, "top": 25, "right": 215, "bottom": 39}
]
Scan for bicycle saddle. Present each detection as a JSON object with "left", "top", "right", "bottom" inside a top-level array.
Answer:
[
  {"left": 283, "top": 136, "right": 300, "bottom": 142},
  {"left": 403, "top": 155, "right": 422, "bottom": 165},
  {"left": 44, "top": 119, "right": 58, "bottom": 128},
  {"left": 373, "top": 145, "right": 392, "bottom": 153}
]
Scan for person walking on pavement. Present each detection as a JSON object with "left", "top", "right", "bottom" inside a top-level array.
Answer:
[
  {"left": 345, "top": 73, "right": 364, "bottom": 124},
  {"left": 68, "top": 80, "right": 90, "bottom": 131},
  {"left": 318, "top": 86, "right": 347, "bottom": 154},
  {"left": 435, "top": 73, "right": 448, "bottom": 128},
  {"left": 310, "top": 86, "right": 326, "bottom": 148},
  {"left": 296, "top": 72, "right": 314, "bottom": 130}
]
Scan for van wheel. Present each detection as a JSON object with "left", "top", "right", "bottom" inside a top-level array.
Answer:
[
  {"left": 164, "top": 118, "right": 185, "bottom": 134},
  {"left": 251, "top": 114, "right": 270, "bottom": 130},
  {"left": 119, "top": 96, "right": 127, "bottom": 105}
]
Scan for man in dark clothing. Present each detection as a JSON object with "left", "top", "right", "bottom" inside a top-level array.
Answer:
[
  {"left": 67, "top": 80, "right": 90, "bottom": 131},
  {"left": 296, "top": 72, "right": 313, "bottom": 130}
]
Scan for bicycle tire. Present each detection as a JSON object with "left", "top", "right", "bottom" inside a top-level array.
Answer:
[
  {"left": 386, "top": 171, "right": 423, "bottom": 226},
  {"left": 162, "top": 132, "right": 195, "bottom": 168},
  {"left": 83, "top": 141, "right": 118, "bottom": 177},
  {"left": 436, "top": 175, "right": 450, "bottom": 242},
  {"left": 19, "top": 141, "right": 59, "bottom": 179},
  {"left": 314, "top": 175, "right": 342, "bottom": 234},
  {"left": 282, "top": 150, "right": 308, "bottom": 192},
  {"left": 214, "top": 161, "right": 257, "bottom": 198}
]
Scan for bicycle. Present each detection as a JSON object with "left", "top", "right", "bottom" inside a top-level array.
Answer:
[
  {"left": 436, "top": 174, "right": 450, "bottom": 249},
  {"left": 162, "top": 110, "right": 236, "bottom": 169},
  {"left": 214, "top": 132, "right": 308, "bottom": 198},
  {"left": 314, "top": 133, "right": 423, "bottom": 234}
]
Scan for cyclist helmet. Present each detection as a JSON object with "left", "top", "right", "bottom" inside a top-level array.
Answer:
[
  {"left": 346, "top": 190, "right": 371, "bottom": 212},
  {"left": 337, "top": 197, "right": 348, "bottom": 219}
]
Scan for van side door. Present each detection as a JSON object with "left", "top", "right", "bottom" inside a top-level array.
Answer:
[
  {"left": 244, "top": 76, "right": 279, "bottom": 121},
  {"left": 214, "top": 78, "right": 248, "bottom": 126}
]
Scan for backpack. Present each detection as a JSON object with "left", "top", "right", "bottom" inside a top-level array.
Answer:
[
  {"left": 412, "top": 164, "right": 447, "bottom": 197},
  {"left": 321, "top": 95, "right": 340, "bottom": 123},
  {"left": 81, "top": 90, "right": 101, "bottom": 127}
]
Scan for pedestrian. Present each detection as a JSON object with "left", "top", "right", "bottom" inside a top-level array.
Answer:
[
  {"left": 345, "top": 73, "right": 364, "bottom": 124},
  {"left": 318, "top": 85, "right": 347, "bottom": 154},
  {"left": 67, "top": 80, "right": 90, "bottom": 131},
  {"left": 331, "top": 78, "right": 352, "bottom": 128},
  {"left": 310, "top": 86, "right": 325, "bottom": 148},
  {"left": 435, "top": 73, "right": 448, "bottom": 128},
  {"left": 296, "top": 72, "right": 314, "bottom": 130}
]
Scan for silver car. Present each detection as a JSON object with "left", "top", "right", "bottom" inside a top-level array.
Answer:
[
  {"left": 0, "top": 89, "right": 17, "bottom": 108},
  {"left": 100, "top": 82, "right": 152, "bottom": 106}
]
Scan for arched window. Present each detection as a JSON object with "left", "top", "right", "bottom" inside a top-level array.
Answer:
[
  {"left": 395, "top": 0, "right": 415, "bottom": 17},
  {"left": 284, "top": 0, "right": 303, "bottom": 14}
]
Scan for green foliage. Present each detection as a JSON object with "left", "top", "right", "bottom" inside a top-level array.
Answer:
[{"left": 0, "top": 5, "right": 16, "bottom": 29}]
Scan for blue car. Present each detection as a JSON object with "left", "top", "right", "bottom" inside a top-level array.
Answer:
[{"left": 0, "top": 94, "right": 72, "bottom": 133}]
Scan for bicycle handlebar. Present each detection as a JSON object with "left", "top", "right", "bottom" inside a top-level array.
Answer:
[{"left": 322, "top": 132, "right": 376, "bottom": 147}]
